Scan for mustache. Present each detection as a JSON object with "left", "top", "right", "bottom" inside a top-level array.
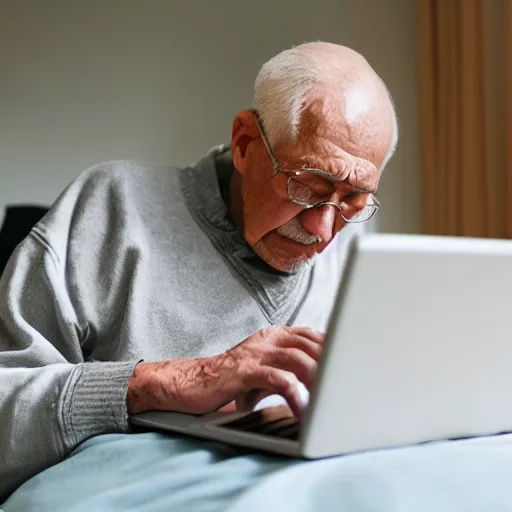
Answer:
[{"left": 275, "top": 217, "right": 322, "bottom": 245}]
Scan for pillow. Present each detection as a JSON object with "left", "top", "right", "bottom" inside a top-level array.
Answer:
[{"left": 0, "top": 205, "right": 49, "bottom": 276}]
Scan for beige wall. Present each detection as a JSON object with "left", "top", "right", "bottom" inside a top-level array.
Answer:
[{"left": 0, "top": 0, "right": 421, "bottom": 233}]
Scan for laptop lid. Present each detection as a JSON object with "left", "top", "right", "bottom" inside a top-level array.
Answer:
[{"left": 301, "top": 233, "right": 512, "bottom": 458}]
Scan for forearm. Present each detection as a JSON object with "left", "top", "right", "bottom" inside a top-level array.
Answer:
[{"left": 127, "top": 355, "right": 232, "bottom": 415}]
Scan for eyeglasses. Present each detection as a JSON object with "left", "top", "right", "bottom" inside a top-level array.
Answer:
[{"left": 252, "top": 112, "right": 380, "bottom": 224}]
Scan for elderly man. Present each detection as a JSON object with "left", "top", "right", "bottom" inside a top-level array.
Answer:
[{"left": 0, "top": 41, "right": 397, "bottom": 500}]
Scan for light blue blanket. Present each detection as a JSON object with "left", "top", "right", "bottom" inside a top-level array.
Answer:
[{"left": 4, "top": 431, "right": 512, "bottom": 512}]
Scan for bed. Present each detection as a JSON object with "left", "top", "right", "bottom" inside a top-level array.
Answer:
[{"left": 4, "top": 430, "right": 512, "bottom": 511}]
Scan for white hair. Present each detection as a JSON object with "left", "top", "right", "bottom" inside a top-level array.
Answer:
[
  {"left": 253, "top": 45, "right": 399, "bottom": 172},
  {"left": 253, "top": 46, "right": 321, "bottom": 149}
]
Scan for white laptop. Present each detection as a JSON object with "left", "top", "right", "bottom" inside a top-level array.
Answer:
[{"left": 130, "top": 233, "right": 512, "bottom": 458}]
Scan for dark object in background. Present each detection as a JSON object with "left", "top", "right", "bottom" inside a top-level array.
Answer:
[{"left": 0, "top": 205, "right": 49, "bottom": 276}]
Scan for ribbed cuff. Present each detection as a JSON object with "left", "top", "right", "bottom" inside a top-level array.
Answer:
[{"left": 59, "top": 361, "right": 141, "bottom": 449}]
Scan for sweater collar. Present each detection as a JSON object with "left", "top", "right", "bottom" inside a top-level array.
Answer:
[{"left": 179, "top": 145, "right": 313, "bottom": 325}]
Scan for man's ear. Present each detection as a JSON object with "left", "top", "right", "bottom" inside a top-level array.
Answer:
[{"left": 231, "top": 110, "right": 259, "bottom": 175}]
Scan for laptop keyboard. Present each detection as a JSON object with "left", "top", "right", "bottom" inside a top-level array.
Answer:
[{"left": 218, "top": 405, "right": 300, "bottom": 441}]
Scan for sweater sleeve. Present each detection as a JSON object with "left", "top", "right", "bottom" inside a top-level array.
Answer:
[{"left": 0, "top": 234, "right": 139, "bottom": 501}]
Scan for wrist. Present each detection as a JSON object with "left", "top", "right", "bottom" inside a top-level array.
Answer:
[{"left": 127, "top": 361, "right": 157, "bottom": 415}]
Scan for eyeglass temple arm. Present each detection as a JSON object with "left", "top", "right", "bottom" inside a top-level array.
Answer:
[{"left": 249, "top": 109, "right": 282, "bottom": 173}]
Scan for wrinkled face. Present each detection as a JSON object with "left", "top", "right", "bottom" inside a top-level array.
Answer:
[{"left": 231, "top": 87, "right": 394, "bottom": 273}]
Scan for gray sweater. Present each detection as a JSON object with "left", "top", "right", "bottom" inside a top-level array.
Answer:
[{"left": 0, "top": 146, "right": 363, "bottom": 499}]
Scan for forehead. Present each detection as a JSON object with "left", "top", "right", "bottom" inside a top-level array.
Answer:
[
  {"left": 300, "top": 154, "right": 379, "bottom": 193},
  {"left": 275, "top": 138, "right": 381, "bottom": 194}
]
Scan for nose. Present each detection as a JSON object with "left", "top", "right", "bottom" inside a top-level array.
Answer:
[{"left": 299, "top": 204, "right": 337, "bottom": 244}]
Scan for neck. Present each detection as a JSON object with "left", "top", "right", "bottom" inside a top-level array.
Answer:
[{"left": 229, "top": 172, "right": 245, "bottom": 234}]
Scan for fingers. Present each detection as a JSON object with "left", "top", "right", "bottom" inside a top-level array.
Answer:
[
  {"left": 275, "top": 326, "right": 324, "bottom": 361},
  {"left": 278, "top": 335, "right": 322, "bottom": 361},
  {"left": 284, "top": 326, "right": 324, "bottom": 345},
  {"left": 249, "top": 368, "right": 303, "bottom": 419},
  {"left": 264, "top": 347, "right": 317, "bottom": 389}
]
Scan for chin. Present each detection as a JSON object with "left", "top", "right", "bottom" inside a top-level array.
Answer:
[{"left": 252, "top": 232, "right": 318, "bottom": 274}]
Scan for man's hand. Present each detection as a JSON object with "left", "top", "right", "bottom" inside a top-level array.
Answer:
[{"left": 127, "top": 326, "right": 324, "bottom": 419}]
